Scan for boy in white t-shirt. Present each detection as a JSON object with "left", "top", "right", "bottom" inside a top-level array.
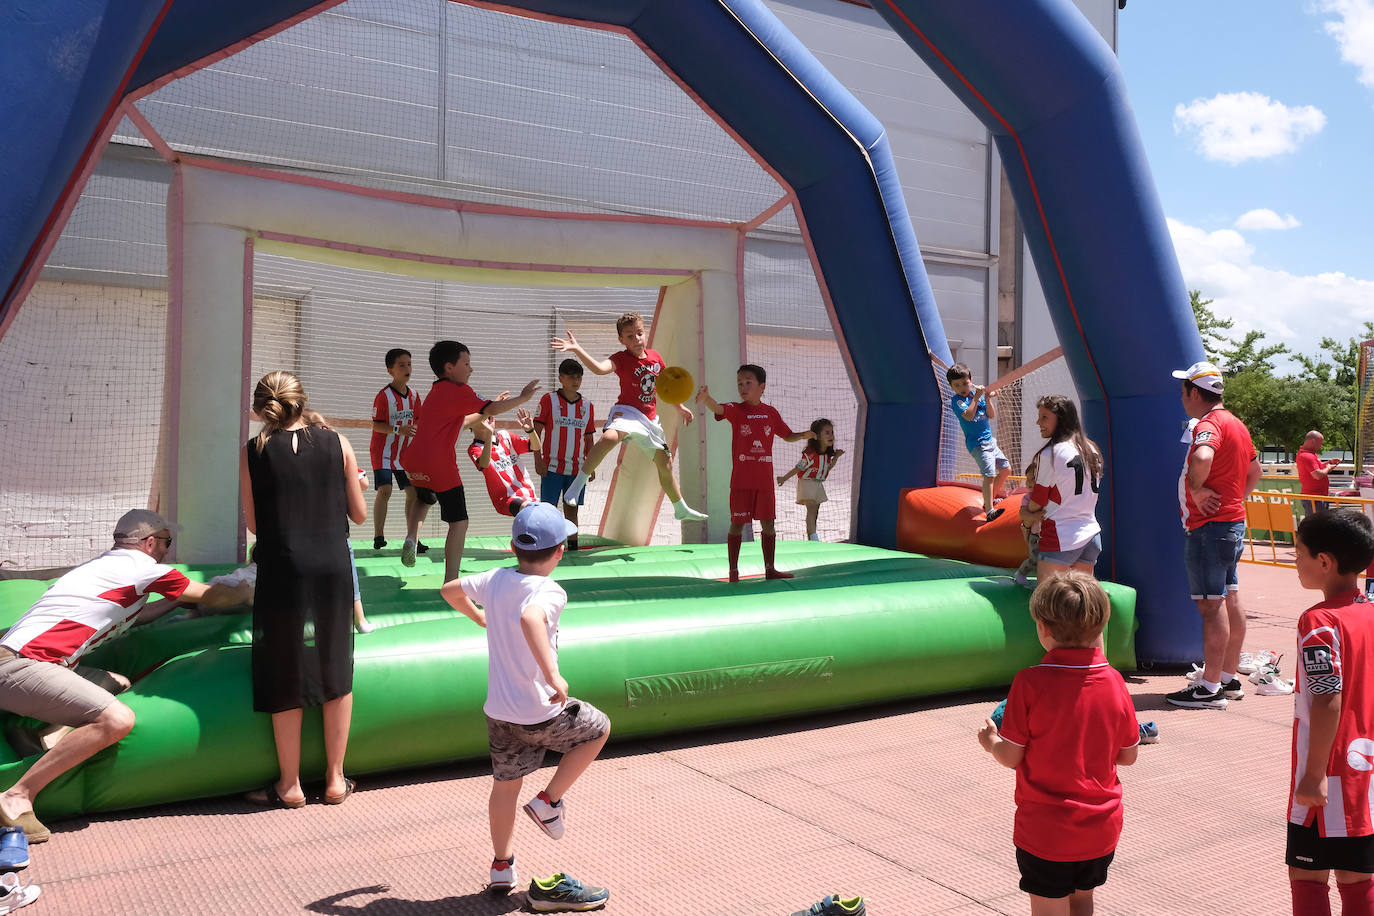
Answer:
[{"left": 440, "top": 503, "right": 611, "bottom": 905}]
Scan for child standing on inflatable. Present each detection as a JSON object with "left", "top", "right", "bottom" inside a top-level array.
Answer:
[
  {"left": 946, "top": 363, "right": 1011, "bottom": 521},
  {"left": 468, "top": 411, "right": 541, "bottom": 518},
  {"left": 550, "top": 313, "right": 706, "bottom": 521},
  {"left": 697, "top": 365, "right": 811, "bottom": 582},
  {"left": 440, "top": 503, "right": 611, "bottom": 908},
  {"left": 1015, "top": 452, "right": 1045, "bottom": 589},
  {"left": 401, "top": 340, "right": 539, "bottom": 581},
  {"left": 369, "top": 348, "right": 428, "bottom": 553},
  {"left": 776, "top": 418, "right": 844, "bottom": 542},
  {"left": 1023, "top": 395, "right": 1103, "bottom": 582},
  {"left": 977, "top": 571, "right": 1139, "bottom": 916},
  {"left": 534, "top": 358, "right": 596, "bottom": 552}
]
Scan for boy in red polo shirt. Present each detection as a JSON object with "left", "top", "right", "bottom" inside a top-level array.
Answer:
[
  {"left": 978, "top": 571, "right": 1139, "bottom": 913},
  {"left": 697, "top": 365, "right": 810, "bottom": 582},
  {"left": 1287, "top": 510, "right": 1374, "bottom": 916}
]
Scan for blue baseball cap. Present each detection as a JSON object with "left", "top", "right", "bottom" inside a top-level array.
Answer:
[{"left": 511, "top": 502, "right": 578, "bottom": 550}]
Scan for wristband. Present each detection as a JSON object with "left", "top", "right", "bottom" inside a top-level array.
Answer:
[{"left": 392, "top": 424, "right": 400, "bottom": 435}]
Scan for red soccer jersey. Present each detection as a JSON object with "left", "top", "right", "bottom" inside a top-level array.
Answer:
[
  {"left": 1296, "top": 449, "right": 1330, "bottom": 497},
  {"left": 609, "top": 348, "right": 663, "bottom": 421},
  {"left": 537, "top": 391, "right": 596, "bottom": 476},
  {"left": 369, "top": 384, "right": 421, "bottom": 471},
  {"left": 467, "top": 431, "right": 538, "bottom": 516},
  {"left": 1178, "top": 406, "right": 1256, "bottom": 530},
  {"left": 716, "top": 402, "right": 795, "bottom": 489},
  {"left": 999, "top": 647, "right": 1139, "bottom": 862},
  {"left": 1289, "top": 591, "right": 1374, "bottom": 837},
  {"left": 795, "top": 448, "right": 839, "bottom": 481},
  {"left": 403, "top": 379, "right": 491, "bottom": 492}
]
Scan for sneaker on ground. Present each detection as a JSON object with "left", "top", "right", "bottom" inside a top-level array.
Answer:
[
  {"left": 488, "top": 857, "right": 517, "bottom": 894},
  {"left": 1236, "top": 649, "right": 1281, "bottom": 675},
  {"left": 1165, "top": 684, "right": 1228, "bottom": 709},
  {"left": 672, "top": 501, "right": 707, "bottom": 521},
  {"left": 1255, "top": 673, "right": 1295, "bottom": 696},
  {"left": 0, "top": 873, "right": 39, "bottom": 914},
  {"left": 0, "top": 828, "right": 28, "bottom": 871},
  {"left": 1137, "top": 721, "right": 1160, "bottom": 745},
  {"left": 522, "top": 791, "right": 565, "bottom": 840},
  {"left": 416, "top": 541, "right": 429, "bottom": 554},
  {"left": 400, "top": 539, "right": 416, "bottom": 567},
  {"left": 527, "top": 873, "right": 609, "bottom": 912},
  {"left": 1248, "top": 661, "right": 1283, "bottom": 684},
  {"left": 372, "top": 536, "right": 386, "bottom": 550},
  {"left": 790, "top": 895, "right": 867, "bottom": 916},
  {"left": 1218, "top": 678, "right": 1245, "bottom": 701}
]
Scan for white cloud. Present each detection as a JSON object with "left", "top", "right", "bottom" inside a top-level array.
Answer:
[
  {"left": 1172, "top": 92, "right": 1326, "bottom": 164},
  {"left": 1234, "top": 208, "right": 1301, "bottom": 230},
  {"left": 1167, "top": 217, "right": 1374, "bottom": 360},
  {"left": 1314, "top": 0, "right": 1374, "bottom": 90}
]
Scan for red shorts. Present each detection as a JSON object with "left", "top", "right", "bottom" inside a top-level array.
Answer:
[{"left": 730, "top": 485, "right": 775, "bottom": 523}]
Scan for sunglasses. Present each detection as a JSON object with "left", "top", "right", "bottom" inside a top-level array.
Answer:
[{"left": 152, "top": 536, "right": 173, "bottom": 546}]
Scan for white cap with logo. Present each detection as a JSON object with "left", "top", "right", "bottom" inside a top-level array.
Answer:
[{"left": 1171, "top": 361, "right": 1224, "bottom": 394}]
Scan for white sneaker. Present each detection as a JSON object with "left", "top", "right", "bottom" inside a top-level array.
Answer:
[
  {"left": 672, "top": 501, "right": 707, "bottom": 521},
  {"left": 1255, "top": 673, "right": 1295, "bottom": 696},
  {"left": 0, "top": 874, "right": 39, "bottom": 914},
  {"left": 1237, "top": 649, "right": 1280, "bottom": 675},
  {"left": 522, "top": 791, "right": 565, "bottom": 840},
  {"left": 488, "top": 858, "right": 517, "bottom": 894},
  {"left": 400, "top": 539, "right": 416, "bottom": 568}
]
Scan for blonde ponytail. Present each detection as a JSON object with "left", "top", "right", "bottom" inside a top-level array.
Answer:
[{"left": 252, "top": 371, "right": 307, "bottom": 454}]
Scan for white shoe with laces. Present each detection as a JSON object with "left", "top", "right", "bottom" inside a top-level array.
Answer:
[
  {"left": 1254, "top": 673, "right": 1295, "bottom": 696},
  {"left": 488, "top": 857, "right": 517, "bottom": 894},
  {"left": 522, "top": 791, "right": 566, "bottom": 840}
]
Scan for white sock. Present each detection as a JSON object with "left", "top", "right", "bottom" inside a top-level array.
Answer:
[
  {"left": 1220, "top": 671, "right": 1235, "bottom": 685},
  {"left": 1199, "top": 678, "right": 1221, "bottom": 694},
  {"left": 565, "top": 473, "right": 589, "bottom": 502}
]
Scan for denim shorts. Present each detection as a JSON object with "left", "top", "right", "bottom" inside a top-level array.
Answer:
[
  {"left": 967, "top": 440, "right": 1010, "bottom": 478},
  {"left": 1040, "top": 533, "right": 1101, "bottom": 568},
  {"left": 1183, "top": 520, "right": 1246, "bottom": 600}
]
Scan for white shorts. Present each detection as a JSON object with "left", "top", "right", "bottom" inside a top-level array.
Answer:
[
  {"left": 604, "top": 404, "right": 669, "bottom": 456},
  {"left": 797, "top": 478, "right": 828, "bottom": 505}
]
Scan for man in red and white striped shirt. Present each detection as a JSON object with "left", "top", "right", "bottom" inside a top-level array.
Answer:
[
  {"left": 533, "top": 359, "right": 596, "bottom": 550},
  {"left": 369, "top": 349, "right": 429, "bottom": 551},
  {"left": 0, "top": 510, "right": 218, "bottom": 843}
]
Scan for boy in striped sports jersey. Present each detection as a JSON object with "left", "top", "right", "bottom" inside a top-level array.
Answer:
[
  {"left": 369, "top": 349, "right": 429, "bottom": 552},
  {"left": 468, "top": 412, "right": 542, "bottom": 518},
  {"left": 1288, "top": 510, "right": 1374, "bottom": 915},
  {"left": 534, "top": 359, "right": 596, "bottom": 551}
]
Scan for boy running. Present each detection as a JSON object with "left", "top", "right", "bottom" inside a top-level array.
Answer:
[
  {"left": 369, "top": 348, "right": 428, "bottom": 551},
  {"left": 535, "top": 358, "right": 596, "bottom": 551},
  {"left": 550, "top": 313, "right": 706, "bottom": 521}
]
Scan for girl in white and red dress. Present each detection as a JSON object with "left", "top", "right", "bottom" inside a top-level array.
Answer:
[{"left": 777, "top": 419, "right": 844, "bottom": 541}]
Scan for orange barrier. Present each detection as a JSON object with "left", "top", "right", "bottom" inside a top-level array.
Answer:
[{"left": 897, "top": 482, "right": 1029, "bottom": 568}]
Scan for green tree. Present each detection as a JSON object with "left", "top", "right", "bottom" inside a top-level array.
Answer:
[{"left": 1189, "top": 289, "right": 1233, "bottom": 364}]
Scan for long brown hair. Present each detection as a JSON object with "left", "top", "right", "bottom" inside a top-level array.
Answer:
[
  {"left": 1033, "top": 394, "right": 1102, "bottom": 481},
  {"left": 252, "top": 371, "right": 307, "bottom": 454}
]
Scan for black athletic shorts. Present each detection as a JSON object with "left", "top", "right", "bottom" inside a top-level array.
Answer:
[
  {"left": 1016, "top": 847, "right": 1115, "bottom": 898},
  {"left": 414, "top": 484, "right": 468, "bottom": 524},
  {"left": 1288, "top": 820, "right": 1374, "bottom": 873}
]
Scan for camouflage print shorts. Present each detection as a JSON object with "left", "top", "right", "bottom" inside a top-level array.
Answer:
[{"left": 487, "top": 698, "right": 610, "bottom": 782}]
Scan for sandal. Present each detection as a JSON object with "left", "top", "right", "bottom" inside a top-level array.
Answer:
[
  {"left": 323, "top": 778, "right": 356, "bottom": 806},
  {"left": 244, "top": 784, "right": 306, "bottom": 809}
]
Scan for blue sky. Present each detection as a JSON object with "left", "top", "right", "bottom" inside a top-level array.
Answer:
[{"left": 1116, "top": 0, "right": 1374, "bottom": 361}]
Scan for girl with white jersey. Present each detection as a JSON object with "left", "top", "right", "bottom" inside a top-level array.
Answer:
[{"left": 1022, "top": 395, "right": 1104, "bottom": 581}]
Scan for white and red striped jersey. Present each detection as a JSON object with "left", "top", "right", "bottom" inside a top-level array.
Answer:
[
  {"left": 467, "top": 431, "right": 538, "bottom": 517},
  {"left": 1030, "top": 441, "right": 1102, "bottom": 553},
  {"left": 795, "top": 448, "right": 839, "bottom": 481},
  {"left": 2, "top": 549, "right": 190, "bottom": 666},
  {"left": 370, "top": 384, "right": 421, "bottom": 470},
  {"left": 536, "top": 391, "right": 595, "bottom": 476},
  {"left": 1290, "top": 591, "right": 1374, "bottom": 837}
]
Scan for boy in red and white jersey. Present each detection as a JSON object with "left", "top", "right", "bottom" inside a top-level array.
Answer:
[
  {"left": 534, "top": 358, "right": 596, "bottom": 551},
  {"left": 978, "top": 571, "right": 1139, "bottom": 914},
  {"left": 1287, "top": 510, "right": 1374, "bottom": 915},
  {"left": 369, "top": 348, "right": 428, "bottom": 552},
  {"left": 468, "top": 412, "right": 541, "bottom": 518},
  {"left": 401, "top": 340, "right": 539, "bottom": 581},
  {"left": 550, "top": 313, "right": 705, "bottom": 522},
  {"left": 697, "top": 364, "right": 810, "bottom": 582}
]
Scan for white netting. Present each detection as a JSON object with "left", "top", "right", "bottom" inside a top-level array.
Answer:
[{"left": 1359, "top": 340, "right": 1374, "bottom": 475}]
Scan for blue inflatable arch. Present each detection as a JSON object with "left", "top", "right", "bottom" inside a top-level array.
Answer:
[{"left": 0, "top": 0, "right": 1201, "bottom": 662}]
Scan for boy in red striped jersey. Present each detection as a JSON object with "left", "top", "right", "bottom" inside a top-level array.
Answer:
[
  {"left": 369, "top": 349, "right": 429, "bottom": 552},
  {"left": 468, "top": 412, "right": 542, "bottom": 518},
  {"left": 534, "top": 359, "right": 596, "bottom": 551}
]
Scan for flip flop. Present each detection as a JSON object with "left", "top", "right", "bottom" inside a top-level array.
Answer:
[
  {"left": 244, "top": 784, "right": 306, "bottom": 809},
  {"left": 323, "top": 778, "right": 356, "bottom": 805}
]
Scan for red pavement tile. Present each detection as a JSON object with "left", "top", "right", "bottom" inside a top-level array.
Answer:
[{"left": 24, "top": 561, "right": 1317, "bottom": 914}]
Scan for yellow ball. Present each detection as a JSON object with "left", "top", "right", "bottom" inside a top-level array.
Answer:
[{"left": 656, "top": 366, "right": 694, "bottom": 405}]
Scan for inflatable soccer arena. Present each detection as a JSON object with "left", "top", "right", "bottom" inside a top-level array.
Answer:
[{"left": 0, "top": 0, "right": 1205, "bottom": 817}]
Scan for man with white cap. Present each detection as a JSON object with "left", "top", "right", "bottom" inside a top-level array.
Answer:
[
  {"left": 1166, "top": 362, "right": 1262, "bottom": 710},
  {"left": 0, "top": 509, "right": 218, "bottom": 842}
]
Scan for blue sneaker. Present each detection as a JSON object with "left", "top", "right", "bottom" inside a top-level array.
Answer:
[
  {"left": 991, "top": 698, "right": 1007, "bottom": 731},
  {"left": 527, "top": 873, "right": 609, "bottom": 912},
  {"left": 790, "top": 895, "right": 867, "bottom": 916},
  {"left": 0, "top": 827, "right": 29, "bottom": 871},
  {"left": 1138, "top": 721, "right": 1159, "bottom": 745}
]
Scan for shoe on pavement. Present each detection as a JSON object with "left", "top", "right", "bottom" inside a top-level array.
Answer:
[
  {"left": 372, "top": 536, "right": 386, "bottom": 550},
  {"left": 1137, "top": 721, "right": 1160, "bottom": 745},
  {"left": 790, "top": 895, "right": 867, "bottom": 916},
  {"left": 1255, "top": 673, "right": 1295, "bottom": 696},
  {"left": 672, "top": 501, "right": 707, "bottom": 521},
  {"left": 0, "top": 873, "right": 39, "bottom": 914},
  {"left": 1236, "top": 649, "right": 1280, "bottom": 675},
  {"left": 488, "top": 857, "right": 517, "bottom": 894},
  {"left": 1166, "top": 684, "right": 1228, "bottom": 709},
  {"left": 523, "top": 791, "right": 565, "bottom": 840},
  {"left": 1218, "top": 678, "right": 1245, "bottom": 701},
  {"left": 0, "top": 810, "right": 45, "bottom": 846},
  {"left": 527, "top": 873, "right": 609, "bottom": 912},
  {"left": 0, "top": 828, "right": 28, "bottom": 871},
  {"left": 400, "top": 538, "right": 416, "bottom": 567}
]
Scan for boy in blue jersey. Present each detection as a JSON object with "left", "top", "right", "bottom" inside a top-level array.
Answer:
[{"left": 947, "top": 362, "right": 1011, "bottom": 521}]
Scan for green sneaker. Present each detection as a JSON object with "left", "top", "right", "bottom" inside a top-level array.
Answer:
[
  {"left": 527, "top": 873, "right": 609, "bottom": 912},
  {"left": 790, "top": 895, "right": 867, "bottom": 916}
]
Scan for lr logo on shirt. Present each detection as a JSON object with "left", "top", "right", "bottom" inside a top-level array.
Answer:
[
  {"left": 1347, "top": 738, "right": 1374, "bottom": 772},
  {"left": 1304, "top": 645, "right": 1335, "bottom": 676}
]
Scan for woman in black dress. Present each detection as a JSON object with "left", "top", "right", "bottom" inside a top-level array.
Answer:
[{"left": 238, "top": 371, "right": 367, "bottom": 807}]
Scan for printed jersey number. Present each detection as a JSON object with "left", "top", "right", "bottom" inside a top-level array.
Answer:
[{"left": 1066, "top": 455, "right": 1100, "bottom": 496}]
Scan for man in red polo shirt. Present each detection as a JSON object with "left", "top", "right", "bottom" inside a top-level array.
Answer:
[
  {"left": 1167, "top": 361, "right": 1262, "bottom": 710},
  {"left": 1296, "top": 430, "right": 1340, "bottom": 516}
]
